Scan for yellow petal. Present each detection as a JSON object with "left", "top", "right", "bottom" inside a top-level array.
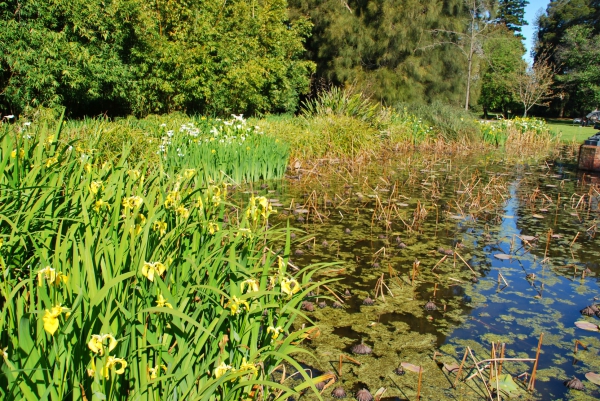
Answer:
[{"left": 42, "top": 310, "right": 59, "bottom": 335}]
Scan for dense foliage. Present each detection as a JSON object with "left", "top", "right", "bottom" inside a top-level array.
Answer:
[
  {"left": 0, "top": 0, "right": 314, "bottom": 117},
  {"left": 535, "top": 0, "right": 600, "bottom": 116}
]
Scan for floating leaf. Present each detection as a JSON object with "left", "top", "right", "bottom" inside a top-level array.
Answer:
[
  {"left": 585, "top": 372, "right": 600, "bottom": 386},
  {"left": 490, "top": 374, "right": 526, "bottom": 398},
  {"left": 532, "top": 214, "right": 545, "bottom": 219},
  {"left": 443, "top": 363, "right": 460, "bottom": 373},
  {"left": 519, "top": 235, "right": 537, "bottom": 242},
  {"left": 494, "top": 254, "right": 511, "bottom": 260},
  {"left": 373, "top": 387, "right": 386, "bottom": 400},
  {"left": 575, "top": 321, "right": 599, "bottom": 332},
  {"left": 401, "top": 362, "right": 422, "bottom": 373},
  {"left": 397, "top": 203, "right": 409, "bottom": 207},
  {"left": 449, "top": 215, "right": 464, "bottom": 220}
]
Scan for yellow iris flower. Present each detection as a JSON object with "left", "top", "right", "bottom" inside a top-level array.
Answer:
[
  {"left": 156, "top": 293, "right": 173, "bottom": 308},
  {"left": 175, "top": 205, "right": 190, "bottom": 219},
  {"left": 93, "top": 199, "right": 110, "bottom": 213},
  {"left": 102, "top": 356, "right": 127, "bottom": 378},
  {"left": 89, "top": 180, "right": 103, "bottom": 195},
  {"left": 241, "top": 278, "right": 259, "bottom": 293},
  {"left": 148, "top": 364, "right": 167, "bottom": 379},
  {"left": 238, "top": 358, "right": 258, "bottom": 376},
  {"left": 280, "top": 277, "right": 300, "bottom": 298},
  {"left": 208, "top": 222, "right": 219, "bottom": 235},
  {"left": 127, "top": 169, "right": 141, "bottom": 180},
  {"left": 164, "top": 190, "right": 180, "bottom": 209},
  {"left": 214, "top": 361, "right": 232, "bottom": 378},
  {"left": 88, "top": 333, "right": 118, "bottom": 356},
  {"left": 226, "top": 295, "right": 249, "bottom": 315},
  {"left": 37, "top": 266, "right": 68, "bottom": 287},
  {"left": 122, "top": 196, "right": 144, "bottom": 211},
  {"left": 153, "top": 221, "right": 167, "bottom": 236},
  {"left": 267, "top": 326, "right": 283, "bottom": 340},
  {"left": 42, "top": 305, "right": 68, "bottom": 335},
  {"left": 141, "top": 261, "right": 166, "bottom": 282},
  {"left": 183, "top": 169, "right": 196, "bottom": 179},
  {"left": 45, "top": 156, "right": 58, "bottom": 167}
]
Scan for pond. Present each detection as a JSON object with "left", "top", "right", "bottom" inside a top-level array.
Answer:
[{"left": 242, "top": 149, "right": 600, "bottom": 400}]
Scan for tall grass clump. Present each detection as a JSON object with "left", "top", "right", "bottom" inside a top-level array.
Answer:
[
  {"left": 256, "top": 88, "right": 384, "bottom": 161},
  {"left": 300, "top": 87, "right": 380, "bottom": 123},
  {"left": 0, "top": 117, "right": 326, "bottom": 400}
]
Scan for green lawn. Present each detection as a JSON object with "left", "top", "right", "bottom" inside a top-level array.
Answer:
[{"left": 546, "top": 118, "right": 597, "bottom": 143}]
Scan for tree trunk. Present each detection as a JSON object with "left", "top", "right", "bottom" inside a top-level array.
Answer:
[
  {"left": 483, "top": 106, "right": 488, "bottom": 120},
  {"left": 465, "top": 55, "right": 472, "bottom": 111}
]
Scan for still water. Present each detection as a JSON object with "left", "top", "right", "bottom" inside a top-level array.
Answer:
[{"left": 253, "top": 151, "right": 600, "bottom": 400}]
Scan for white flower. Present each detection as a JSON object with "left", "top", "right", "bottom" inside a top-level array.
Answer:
[
  {"left": 160, "top": 123, "right": 166, "bottom": 127},
  {"left": 24, "top": 122, "right": 31, "bottom": 126},
  {"left": 5, "top": 115, "right": 14, "bottom": 119}
]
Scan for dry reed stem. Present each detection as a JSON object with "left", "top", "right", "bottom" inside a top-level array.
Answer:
[
  {"left": 454, "top": 251, "right": 477, "bottom": 275},
  {"left": 467, "top": 348, "right": 493, "bottom": 400},
  {"left": 527, "top": 332, "right": 544, "bottom": 391},
  {"left": 322, "top": 285, "right": 345, "bottom": 304},
  {"left": 574, "top": 340, "right": 587, "bottom": 354},
  {"left": 497, "top": 272, "right": 509, "bottom": 287},
  {"left": 453, "top": 348, "right": 470, "bottom": 388},
  {"left": 338, "top": 354, "right": 361, "bottom": 377},
  {"left": 416, "top": 367, "right": 423, "bottom": 401},
  {"left": 432, "top": 255, "right": 447, "bottom": 272},
  {"left": 570, "top": 232, "right": 580, "bottom": 247}
]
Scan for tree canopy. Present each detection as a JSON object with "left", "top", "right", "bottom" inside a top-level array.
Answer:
[
  {"left": 534, "top": 0, "right": 600, "bottom": 116},
  {"left": 0, "top": 0, "right": 314, "bottom": 116}
]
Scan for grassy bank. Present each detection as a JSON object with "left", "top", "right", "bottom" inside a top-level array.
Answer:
[{"left": 546, "top": 118, "right": 596, "bottom": 143}]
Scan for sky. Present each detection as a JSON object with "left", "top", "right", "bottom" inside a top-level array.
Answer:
[{"left": 521, "top": 0, "right": 551, "bottom": 63}]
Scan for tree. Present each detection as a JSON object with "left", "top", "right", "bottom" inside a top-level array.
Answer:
[
  {"left": 288, "top": 0, "right": 473, "bottom": 106},
  {"left": 556, "top": 25, "right": 600, "bottom": 112},
  {"left": 0, "top": 0, "right": 315, "bottom": 116},
  {"left": 497, "top": 0, "right": 529, "bottom": 34},
  {"left": 479, "top": 26, "right": 526, "bottom": 118},
  {"left": 512, "top": 58, "right": 554, "bottom": 117},
  {"left": 429, "top": 0, "right": 495, "bottom": 110}
]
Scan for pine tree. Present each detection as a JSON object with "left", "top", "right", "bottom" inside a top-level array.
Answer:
[{"left": 497, "top": 0, "right": 529, "bottom": 34}]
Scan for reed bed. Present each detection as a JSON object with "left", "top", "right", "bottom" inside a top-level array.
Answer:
[{"left": 0, "top": 116, "right": 326, "bottom": 400}]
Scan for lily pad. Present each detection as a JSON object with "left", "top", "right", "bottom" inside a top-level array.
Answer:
[
  {"left": 489, "top": 374, "right": 526, "bottom": 398},
  {"left": 400, "top": 362, "right": 422, "bottom": 373},
  {"left": 575, "top": 321, "right": 599, "bottom": 332},
  {"left": 585, "top": 372, "right": 600, "bottom": 386},
  {"left": 494, "top": 254, "right": 512, "bottom": 260}
]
